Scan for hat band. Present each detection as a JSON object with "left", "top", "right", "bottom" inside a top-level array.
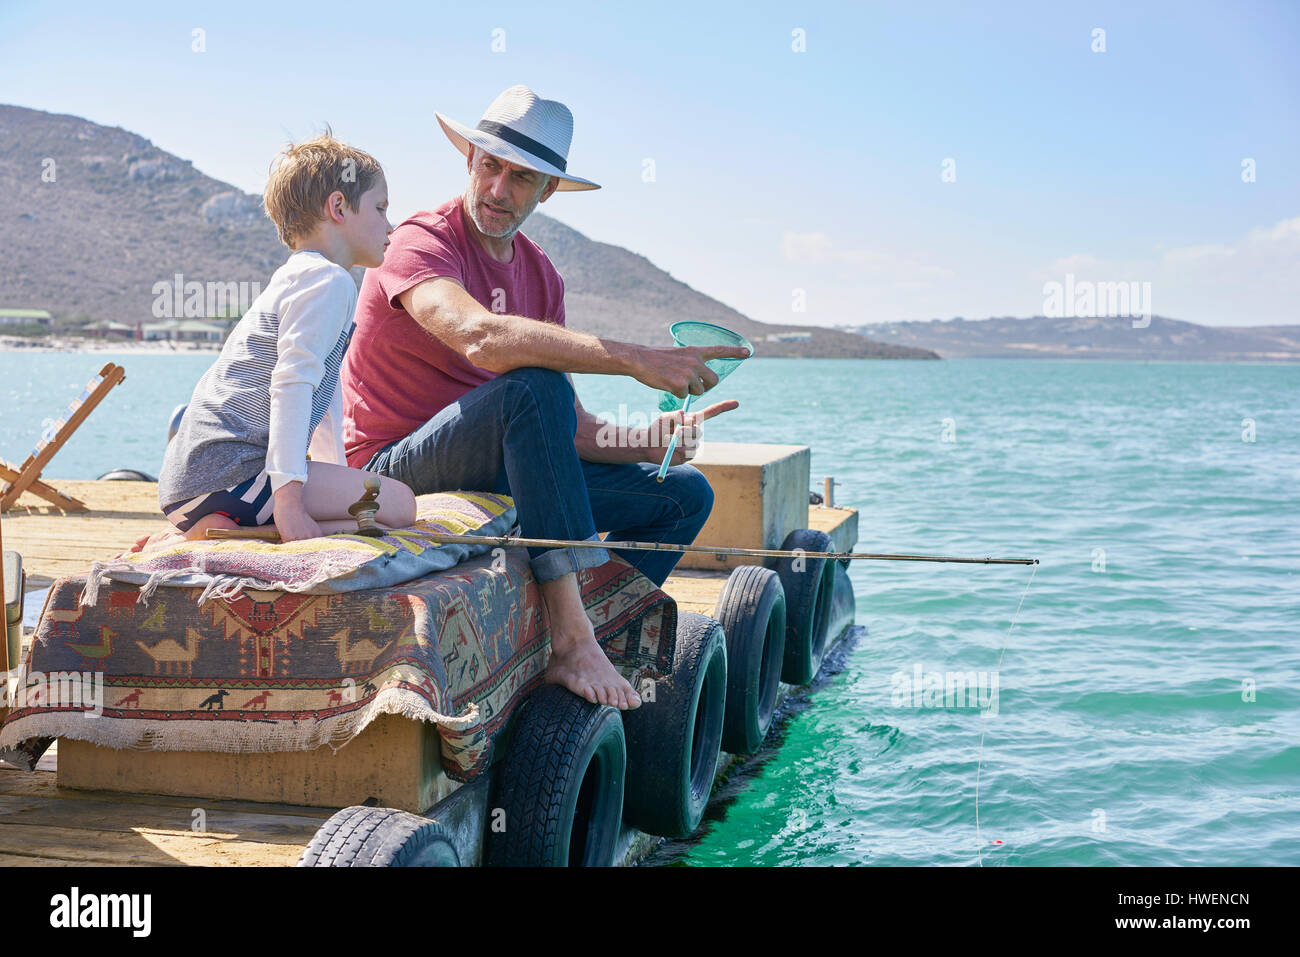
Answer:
[{"left": 475, "top": 120, "right": 568, "bottom": 172}]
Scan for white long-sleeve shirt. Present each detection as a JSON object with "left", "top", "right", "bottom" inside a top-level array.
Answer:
[{"left": 157, "top": 251, "right": 357, "bottom": 508}]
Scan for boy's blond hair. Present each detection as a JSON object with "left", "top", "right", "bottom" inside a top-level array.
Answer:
[{"left": 263, "top": 129, "right": 383, "bottom": 247}]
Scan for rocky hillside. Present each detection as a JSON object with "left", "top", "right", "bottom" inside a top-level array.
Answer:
[
  {"left": 0, "top": 104, "right": 934, "bottom": 360},
  {"left": 0, "top": 105, "right": 286, "bottom": 325},
  {"left": 854, "top": 315, "right": 1300, "bottom": 362}
]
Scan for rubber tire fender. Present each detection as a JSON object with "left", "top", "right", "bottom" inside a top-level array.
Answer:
[
  {"left": 296, "top": 805, "right": 460, "bottom": 866},
  {"left": 713, "top": 565, "right": 787, "bottom": 755},
  {"left": 622, "top": 611, "right": 727, "bottom": 838},
  {"left": 485, "top": 684, "right": 626, "bottom": 867},
  {"left": 775, "top": 528, "right": 837, "bottom": 686},
  {"left": 96, "top": 469, "right": 157, "bottom": 481}
]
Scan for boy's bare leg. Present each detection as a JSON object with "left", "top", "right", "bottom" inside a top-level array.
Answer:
[
  {"left": 540, "top": 571, "right": 641, "bottom": 710},
  {"left": 302, "top": 461, "right": 417, "bottom": 528}
]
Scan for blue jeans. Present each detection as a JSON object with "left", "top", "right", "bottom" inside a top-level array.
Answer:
[{"left": 363, "top": 367, "right": 714, "bottom": 587}]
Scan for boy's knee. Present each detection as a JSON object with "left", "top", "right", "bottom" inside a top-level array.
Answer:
[
  {"left": 382, "top": 477, "right": 419, "bottom": 528},
  {"left": 398, "top": 488, "right": 418, "bottom": 528}
]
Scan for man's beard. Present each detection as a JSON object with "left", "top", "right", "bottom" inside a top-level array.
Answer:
[{"left": 466, "top": 191, "right": 533, "bottom": 239}]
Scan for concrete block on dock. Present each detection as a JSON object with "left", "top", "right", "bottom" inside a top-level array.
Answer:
[{"left": 674, "top": 442, "right": 810, "bottom": 572}]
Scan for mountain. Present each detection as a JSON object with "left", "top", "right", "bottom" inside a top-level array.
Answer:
[
  {"left": 0, "top": 105, "right": 287, "bottom": 325},
  {"left": 0, "top": 104, "right": 934, "bottom": 360},
  {"left": 519, "top": 215, "right": 936, "bottom": 357},
  {"left": 851, "top": 315, "right": 1300, "bottom": 362}
]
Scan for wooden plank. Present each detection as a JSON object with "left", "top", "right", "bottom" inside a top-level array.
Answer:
[
  {"left": 661, "top": 570, "right": 728, "bottom": 616},
  {"left": 0, "top": 822, "right": 298, "bottom": 866},
  {"left": 6, "top": 520, "right": 165, "bottom": 538},
  {"left": 0, "top": 851, "right": 104, "bottom": 866},
  {"left": 59, "top": 713, "right": 453, "bottom": 814},
  {"left": 0, "top": 793, "right": 329, "bottom": 843},
  {"left": 11, "top": 540, "right": 143, "bottom": 558},
  {"left": 0, "top": 768, "right": 331, "bottom": 820},
  {"left": 3, "top": 482, "right": 167, "bottom": 585},
  {"left": 0, "top": 772, "right": 323, "bottom": 867},
  {"left": 808, "top": 504, "right": 859, "bottom": 554},
  {"left": 6, "top": 479, "right": 160, "bottom": 514}
]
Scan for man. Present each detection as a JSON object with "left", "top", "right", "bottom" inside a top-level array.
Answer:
[{"left": 341, "top": 85, "right": 748, "bottom": 711}]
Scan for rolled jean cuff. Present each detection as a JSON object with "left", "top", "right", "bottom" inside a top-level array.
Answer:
[{"left": 529, "top": 533, "right": 610, "bottom": 584}]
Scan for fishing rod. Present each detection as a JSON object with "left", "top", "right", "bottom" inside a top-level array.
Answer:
[
  {"left": 382, "top": 527, "right": 1034, "bottom": 564},
  {"left": 207, "top": 475, "right": 1036, "bottom": 563},
  {"left": 380, "top": 530, "right": 1037, "bottom": 565},
  {"left": 208, "top": 524, "right": 1036, "bottom": 565}
]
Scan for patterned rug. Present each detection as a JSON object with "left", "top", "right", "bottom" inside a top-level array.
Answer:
[
  {"left": 0, "top": 550, "right": 676, "bottom": 782},
  {"left": 81, "top": 491, "right": 518, "bottom": 604}
]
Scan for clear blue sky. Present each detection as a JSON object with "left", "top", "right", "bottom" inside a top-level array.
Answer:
[{"left": 3, "top": 0, "right": 1296, "bottom": 326}]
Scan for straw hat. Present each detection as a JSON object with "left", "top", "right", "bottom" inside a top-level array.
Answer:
[{"left": 436, "top": 85, "right": 600, "bottom": 192}]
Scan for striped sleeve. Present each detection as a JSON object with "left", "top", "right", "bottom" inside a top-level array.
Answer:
[{"left": 265, "top": 264, "right": 357, "bottom": 491}]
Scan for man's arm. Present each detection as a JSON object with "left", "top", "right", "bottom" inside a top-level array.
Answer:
[
  {"left": 396, "top": 277, "right": 750, "bottom": 399},
  {"left": 400, "top": 277, "right": 633, "bottom": 376}
]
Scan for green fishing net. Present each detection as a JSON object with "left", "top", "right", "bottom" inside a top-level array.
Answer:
[{"left": 657, "top": 321, "right": 755, "bottom": 412}]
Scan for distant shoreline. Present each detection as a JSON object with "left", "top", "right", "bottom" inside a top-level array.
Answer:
[
  {"left": 0, "top": 336, "right": 221, "bottom": 355},
  {"left": 2, "top": 335, "right": 1297, "bottom": 363}
]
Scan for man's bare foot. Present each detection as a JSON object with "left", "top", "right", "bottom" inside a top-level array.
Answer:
[
  {"left": 545, "top": 631, "right": 642, "bottom": 710},
  {"left": 538, "top": 569, "right": 641, "bottom": 709}
]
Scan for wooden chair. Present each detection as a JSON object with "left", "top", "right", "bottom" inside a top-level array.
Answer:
[{"left": 0, "top": 362, "right": 126, "bottom": 513}]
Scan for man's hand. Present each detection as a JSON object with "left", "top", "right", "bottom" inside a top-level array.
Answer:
[
  {"left": 272, "top": 482, "right": 323, "bottom": 542},
  {"left": 643, "top": 399, "right": 740, "bottom": 464},
  {"left": 627, "top": 345, "right": 752, "bottom": 399}
]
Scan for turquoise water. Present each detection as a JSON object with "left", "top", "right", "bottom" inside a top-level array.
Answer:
[{"left": 3, "top": 353, "right": 1298, "bottom": 865}]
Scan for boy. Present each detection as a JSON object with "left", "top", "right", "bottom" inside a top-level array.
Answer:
[{"left": 155, "top": 133, "right": 416, "bottom": 543}]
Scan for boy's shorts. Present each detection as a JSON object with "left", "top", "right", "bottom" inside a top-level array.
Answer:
[{"left": 162, "top": 471, "right": 275, "bottom": 532}]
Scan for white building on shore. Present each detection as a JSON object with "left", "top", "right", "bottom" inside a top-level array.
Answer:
[{"left": 141, "top": 319, "right": 227, "bottom": 342}]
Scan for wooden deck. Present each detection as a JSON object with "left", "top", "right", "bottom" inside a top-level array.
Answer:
[
  {"left": 0, "top": 770, "right": 332, "bottom": 866},
  {"left": 3, "top": 480, "right": 168, "bottom": 590},
  {"left": 0, "top": 479, "right": 857, "bottom": 866}
]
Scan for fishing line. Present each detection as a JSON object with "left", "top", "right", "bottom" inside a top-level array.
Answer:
[{"left": 975, "top": 559, "right": 1038, "bottom": 867}]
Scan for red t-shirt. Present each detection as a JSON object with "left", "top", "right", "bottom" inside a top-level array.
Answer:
[{"left": 342, "top": 195, "right": 567, "bottom": 467}]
